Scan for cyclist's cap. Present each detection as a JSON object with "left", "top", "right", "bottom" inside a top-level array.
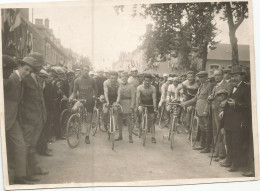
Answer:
[
  {"left": 168, "top": 77, "right": 174, "bottom": 81},
  {"left": 109, "top": 71, "right": 118, "bottom": 76},
  {"left": 163, "top": 73, "right": 168, "bottom": 77},
  {"left": 187, "top": 71, "right": 195, "bottom": 75},
  {"left": 173, "top": 77, "right": 179, "bottom": 82},
  {"left": 196, "top": 71, "right": 208, "bottom": 77},
  {"left": 223, "top": 69, "right": 232, "bottom": 74},
  {"left": 181, "top": 73, "right": 187, "bottom": 77},
  {"left": 75, "top": 69, "right": 81, "bottom": 72},
  {"left": 89, "top": 71, "right": 94, "bottom": 75},
  {"left": 143, "top": 73, "right": 153, "bottom": 79},
  {"left": 38, "top": 69, "right": 49, "bottom": 78},
  {"left": 131, "top": 67, "right": 138, "bottom": 71}
]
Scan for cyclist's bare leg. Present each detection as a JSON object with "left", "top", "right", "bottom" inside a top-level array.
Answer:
[
  {"left": 149, "top": 113, "right": 156, "bottom": 143},
  {"left": 85, "top": 112, "right": 92, "bottom": 144}
]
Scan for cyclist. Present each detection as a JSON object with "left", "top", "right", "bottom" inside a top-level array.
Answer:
[
  {"left": 69, "top": 66, "right": 97, "bottom": 144},
  {"left": 166, "top": 77, "right": 182, "bottom": 130},
  {"left": 116, "top": 71, "right": 135, "bottom": 143},
  {"left": 103, "top": 71, "right": 121, "bottom": 131},
  {"left": 176, "top": 71, "right": 199, "bottom": 133},
  {"left": 136, "top": 74, "right": 157, "bottom": 143},
  {"left": 128, "top": 67, "right": 140, "bottom": 88}
]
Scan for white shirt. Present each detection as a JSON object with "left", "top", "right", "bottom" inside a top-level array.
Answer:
[
  {"left": 167, "top": 84, "right": 181, "bottom": 101},
  {"left": 216, "top": 79, "right": 224, "bottom": 87},
  {"left": 15, "top": 70, "right": 22, "bottom": 82},
  {"left": 232, "top": 81, "right": 242, "bottom": 94}
]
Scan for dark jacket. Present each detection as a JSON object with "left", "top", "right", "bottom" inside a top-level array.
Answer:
[
  {"left": 4, "top": 72, "right": 23, "bottom": 131},
  {"left": 222, "top": 81, "right": 251, "bottom": 131}
]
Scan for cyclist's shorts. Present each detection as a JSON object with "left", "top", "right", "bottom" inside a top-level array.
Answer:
[{"left": 84, "top": 100, "right": 95, "bottom": 113}]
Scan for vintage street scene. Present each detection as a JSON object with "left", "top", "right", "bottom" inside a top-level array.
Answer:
[{"left": 1, "top": 0, "right": 256, "bottom": 188}]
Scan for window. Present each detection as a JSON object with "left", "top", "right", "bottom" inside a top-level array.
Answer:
[{"left": 210, "top": 64, "right": 220, "bottom": 70}]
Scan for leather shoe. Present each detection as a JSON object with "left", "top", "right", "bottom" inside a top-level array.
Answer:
[
  {"left": 34, "top": 167, "right": 49, "bottom": 175},
  {"left": 193, "top": 146, "right": 204, "bottom": 150},
  {"left": 228, "top": 167, "right": 238, "bottom": 172},
  {"left": 242, "top": 171, "right": 255, "bottom": 177},
  {"left": 25, "top": 176, "right": 40, "bottom": 182},
  {"left": 85, "top": 136, "right": 90, "bottom": 144},
  {"left": 200, "top": 148, "right": 210, "bottom": 153},
  {"left": 220, "top": 161, "right": 231, "bottom": 167},
  {"left": 115, "top": 137, "right": 122, "bottom": 141},
  {"left": 151, "top": 137, "right": 156, "bottom": 143}
]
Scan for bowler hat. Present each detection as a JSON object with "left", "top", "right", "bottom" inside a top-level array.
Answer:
[
  {"left": 196, "top": 71, "right": 208, "bottom": 77},
  {"left": 230, "top": 66, "right": 244, "bottom": 75},
  {"left": 29, "top": 52, "right": 45, "bottom": 66},
  {"left": 17, "top": 57, "right": 37, "bottom": 70}
]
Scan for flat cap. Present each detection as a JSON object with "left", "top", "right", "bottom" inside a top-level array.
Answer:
[
  {"left": 17, "top": 57, "right": 37, "bottom": 71},
  {"left": 131, "top": 67, "right": 138, "bottom": 71},
  {"left": 187, "top": 71, "right": 195, "bottom": 75},
  {"left": 2, "top": 55, "right": 18, "bottom": 69},
  {"left": 196, "top": 71, "right": 208, "bottom": 77},
  {"left": 38, "top": 69, "right": 49, "bottom": 78},
  {"left": 28, "top": 52, "right": 45, "bottom": 66},
  {"left": 51, "top": 66, "right": 65, "bottom": 74},
  {"left": 163, "top": 73, "right": 168, "bottom": 77}
]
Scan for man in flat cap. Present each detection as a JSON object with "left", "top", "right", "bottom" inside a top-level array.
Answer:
[
  {"left": 181, "top": 71, "right": 214, "bottom": 151},
  {"left": 219, "top": 66, "right": 252, "bottom": 173},
  {"left": 205, "top": 70, "right": 232, "bottom": 158},
  {"left": 4, "top": 57, "right": 36, "bottom": 184},
  {"left": 19, "top": 52, "right": 48, "bottom": 181}
]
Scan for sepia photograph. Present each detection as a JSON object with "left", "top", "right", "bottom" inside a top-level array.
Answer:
[{"left": 0, "top": 0, "right": 259, "bottom": 190}]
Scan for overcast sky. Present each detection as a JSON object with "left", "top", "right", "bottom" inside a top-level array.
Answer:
[{"left": 31, "top": 3, "right": 249, "bottom": 69}]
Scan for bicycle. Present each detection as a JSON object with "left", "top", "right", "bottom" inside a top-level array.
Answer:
[
  {"left": 167, "top": 100, "right": 181, "bottom": 150},
  {"left": 106, "top": 104, "right": 123, "bottom": 150},
  {"left": 157, "top": 101, "right": 169, "bottom": 128},
  {"left": 59, "top": 98, "right": 74, "bottom": 139},
  {"left": 66, "top": 99, "right": 88, "bottom": 149},
  {"left": 139, "top": 105, "right": 155, "bottom": 146}
]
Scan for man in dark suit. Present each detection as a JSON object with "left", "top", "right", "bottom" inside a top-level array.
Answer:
[
  {"left": 181, "top": 71, "right": 214, "bottom": 151},
  {"left": 20, "top": 53, "right": 48, "bottom": 181},
  {"left": 4, "top": 57, "right": 36, "bottom": 184},
  {"left": 219, "top": 67, "right": 252, "bottom": 172}
]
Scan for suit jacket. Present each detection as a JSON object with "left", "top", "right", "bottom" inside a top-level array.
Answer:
[
  {"left": 20, "top": 74, "right": 47, "bottom": 129},
  {"left": 4, "top": 72, "right": 23, "bottom": 131},
  {"left": 222, "top": 81, "right": 251, "bottom": 132},
  {"left": 185, "top": 81, "right": 213, "bottom": 116}
]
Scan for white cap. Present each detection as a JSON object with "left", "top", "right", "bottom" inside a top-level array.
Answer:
[
  {"left": 89, "top": 71, "right": 94, "bottom": 75},
  {"left": 173, "top": 77, "right": 179, "bottom": 81},
  {"left": 163, "top": 73, "right": 168, "bottom": 77},
  {"left": 168, "top": 77, "right": 174, "bottom": 81},
  {"left": 131, "top": 67, "right": 138, "bottom": 71}
]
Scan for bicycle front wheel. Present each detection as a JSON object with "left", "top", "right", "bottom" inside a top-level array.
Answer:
[
  {"left": 60, "top": 109, "right": 71, "bottom": 138},
  {"left": 91, "top": 108, "right": 99, "bottom": 136},
  {"left": 142, "top": 114, "right": 147, "bottom": 146},
  {"left": 66, "top": 114, "right": 81, "bottom": 149},
  {"left": 170, "top": 117, "right": 177, "bottom": 150}
]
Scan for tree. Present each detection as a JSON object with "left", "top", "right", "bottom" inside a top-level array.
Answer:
[
  {"left": 216, "top": 2, "right": 248, "bottom": 67},
  {"left": 115, "top": 3, "right": 219, "bottom": 71}
]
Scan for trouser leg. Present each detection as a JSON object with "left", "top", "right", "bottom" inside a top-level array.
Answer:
[
  {"left": 126, "top": 113, "right": 133, "bottom": 136},
  {"left": 118, "top": 113, "right": 123, "bottom": 138},
  {"left": 6, "top": 121, "right": 27, "bottom": 182},
  {"left": 205, "top": 116, "right": 213, "bottom": 150},
  {"left": 232, "top": 131, "right": 242, "bottom": 168},
  {"left": 212, "top": 111, "right": 219, "bottom": 156},
  {"left": 225, "top": 130, "right": 232, "bottom": 164},
  {"left": 148, "top": 113, "right": 155, "bottom": 138}
]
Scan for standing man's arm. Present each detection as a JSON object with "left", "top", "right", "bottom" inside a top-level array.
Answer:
[
  {"left": 152, "top": 86, "right": 157, "bottom": 110},
  {"left": 92, "top": 78, "right": 98, "bottom": 98},
  {"left": 116, "top": 85, "right": 121, "bottom": 104},
  {"left": 104, "top": 81, "right": 109, "bottom": 104},
  {"left": 69, "top": 79, "right": 78, "bottom": 99}
]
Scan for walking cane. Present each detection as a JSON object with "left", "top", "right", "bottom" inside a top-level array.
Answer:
[{"left": 210, "top": 125, "right": 221, "bottom": 165}]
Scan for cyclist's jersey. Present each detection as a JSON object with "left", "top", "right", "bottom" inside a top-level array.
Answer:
[
  {"left": 128, "top": 76, "right": 140, "bottom": 88},
  {"left": 167, "top": 84, "right": 182, "bottom": 101},
  {"left": 73, "top": 75, "right": 97, "bottom": 101},
  {"left": 104, "top": 79, "right": 120, "bottom": 104},
  {"left": 94, "top": 75, "right": 107, "bottom": 97},
  {"left": 182, "top": 80, "right": 199, "bottom": 101}
]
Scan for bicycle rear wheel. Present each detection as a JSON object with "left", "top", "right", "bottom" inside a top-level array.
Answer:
[
  {"left": 111, "top": 115, "right": 115, "bottom": 150},
  {"left": 190, "top": 116, "right": 199, "bottom": 147},
  {"left": 66, "top": 114, "right": 81, "bottom": 149},
  {"left": 99, "top": 109, "right": 107, "bottom": 132},
  {"left": 60, "top": 109, "right": 71, "bottom": 138},
  {"left": 91, "top": 108, "right": 99, "bottom": 136}
]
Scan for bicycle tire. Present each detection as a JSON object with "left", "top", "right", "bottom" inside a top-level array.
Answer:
[
  {"left": 132, "top": 123, "right": 139, "bottom": 136},
  {"left": 158, "top": 104, "right": 165, "bottom": 128},
  {"left": 111, "top": 114, "right": 115, "bottom": 150},
  {"left": 60, "top": 109, "right": 71, "bottom": 138},
  {"left": 170, "top": 117, "right": 176, "bottom": 150},
  {"left": 91, "top": 108, "right": 99, "bottom": 136},
  {"left": 99, "top": 110, "right": 107, "bottom": 132},
  {"left": 66, "top": 114, "right": 81, "bottom": 149}
]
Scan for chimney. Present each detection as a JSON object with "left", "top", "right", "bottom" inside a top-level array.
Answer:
[
  {"left": 35, "top": 19, "right": 43, "bottom": 25},
  {"left": 44, "top": 18, "right": 49, "bottom": 29}
]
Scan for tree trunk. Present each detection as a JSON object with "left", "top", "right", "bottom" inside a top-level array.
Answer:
[
  {"left": 201, "top": 41, "right": 208, "bottom": 71},
  {"left": 226, "top": 2, "right": 239, "bottom": 67}
]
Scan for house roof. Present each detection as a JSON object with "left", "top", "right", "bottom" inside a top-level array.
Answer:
[{"left": 207, "top": 43, "right": 250, "bottom": 61}]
